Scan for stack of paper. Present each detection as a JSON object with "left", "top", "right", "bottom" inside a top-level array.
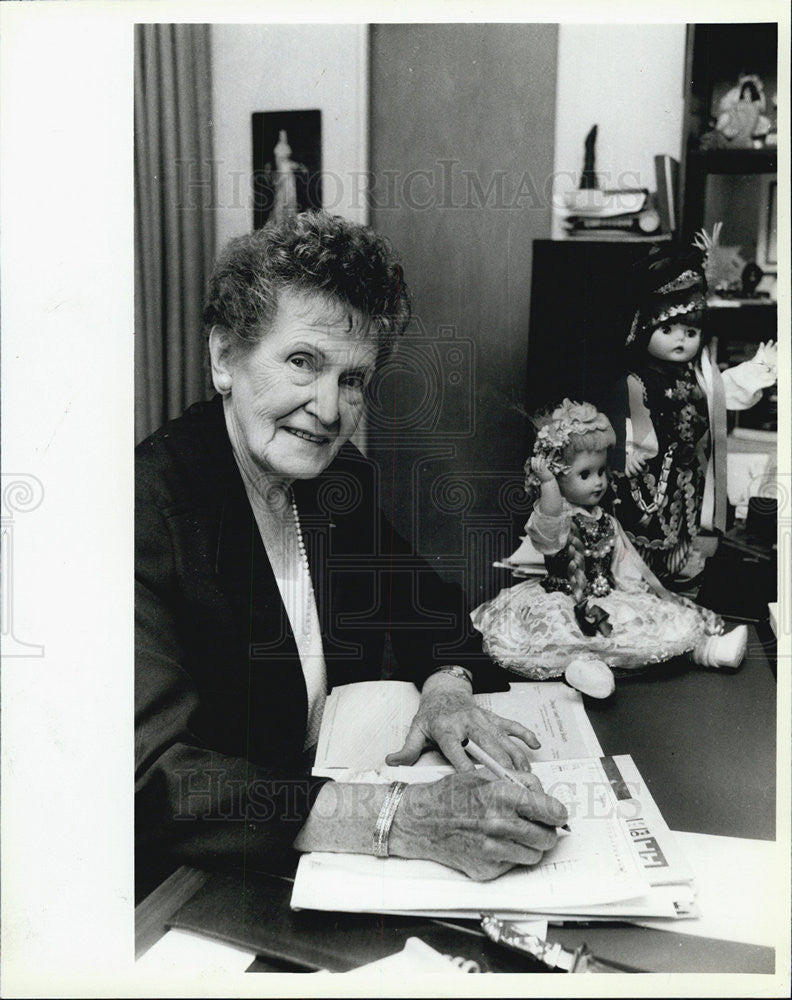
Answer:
[
  {"left": 296, "top": 679, "right": 697, "bottom": 923},
  {"left": 293, "top": 754, "right": 695, "bottom": 921}
]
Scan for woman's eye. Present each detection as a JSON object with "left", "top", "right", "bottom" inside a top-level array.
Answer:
[
  {"left": 341, "top": 372, "right": 366, "bottom": 390},
  {"left": 289, "top": 354, "right": 314, "bottom": 372}
]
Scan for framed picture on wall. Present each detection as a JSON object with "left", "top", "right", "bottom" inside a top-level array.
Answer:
[
  {"left": 756, "top": 175, "right": 777, "bottom": 272},
  {"left": 252, "top": 110, "right": 322, "bottom": 229}
]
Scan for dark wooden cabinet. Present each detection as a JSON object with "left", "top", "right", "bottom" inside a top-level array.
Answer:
[{"left": 527, "top": 238, "right": 669, "bottom": 460}]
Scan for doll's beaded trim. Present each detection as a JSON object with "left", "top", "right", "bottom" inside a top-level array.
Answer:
[
  {"left": 542, "top": 514, "right": 615, "bottom": 599},
  {"left": 629, "top": 443, "right": 677, "bottom": 519},
  {"left": 626, "top": 297, "right": 705, "bottom": 345},
  {"left": 655, "top": 269, "right": 701, "bottom": 295}
]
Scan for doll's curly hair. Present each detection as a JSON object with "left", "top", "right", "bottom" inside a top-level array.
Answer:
[
  {"left": 525, "top": 400, "right": 615, "bottom": 494},
  {"left": 526, "top": 400, "right": 616, "bottom": 614}
]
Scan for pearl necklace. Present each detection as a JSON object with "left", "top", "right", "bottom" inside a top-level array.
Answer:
[{"left": 290, "top": 489, "right": 316, "bottom": 635}]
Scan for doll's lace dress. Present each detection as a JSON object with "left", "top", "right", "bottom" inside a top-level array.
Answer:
[{"left": 471, "top": 507, "right": 721, "bottom": 677}]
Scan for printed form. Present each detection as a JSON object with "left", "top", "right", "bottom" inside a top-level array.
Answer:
[
  {"left": 292, "top": 758, "right": 656, "bottom": 915},
  {"left": 312, "top": 680, "right": 603, "bottom": 776}
]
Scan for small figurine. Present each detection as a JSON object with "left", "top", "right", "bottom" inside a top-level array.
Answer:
[
  {"left": 271, "top": 129, "right": 303, "bottom": 223},
  {"left": 611, "top": 228, "right": 777, "bottom": 582},
  {"left": 471, "top": 400, "right": 747, "bottom": 699},
  {"left": 581, "top": 124, "right": 599, "bottom": 190},
  {"left": 701, "top": 74, "right": 772, "bottom": 149}
]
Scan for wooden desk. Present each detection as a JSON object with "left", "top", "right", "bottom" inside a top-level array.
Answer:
[
  {"left": 587, "top": 631, "right": 776, "bottom": 841},
  {"left": 550, "top": 623, "right": 776, "bottom": 972},
  {"left": 136, "top": 625, "right": 777, "bottom": 975}
]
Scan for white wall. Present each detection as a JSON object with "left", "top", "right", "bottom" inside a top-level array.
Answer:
[
  {"left": 552, "top": 24, "right": 686, "bottom": 238},
  {"left": 211, "top": 24, "right": 368, "bottom": 250}
]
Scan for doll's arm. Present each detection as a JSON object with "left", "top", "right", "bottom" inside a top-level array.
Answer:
[
  {"left": 625, "top": 375, "right": 659, "bottom": 476},
  {"left": 525, "top": 503, "right": 572, "bottom": 556},
  {"left": 722, "top": 341, "right": 777, "bottom": 410}
]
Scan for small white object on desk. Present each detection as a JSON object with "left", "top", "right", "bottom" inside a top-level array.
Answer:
[
  {"left": 337, "top": 936, "right": 482, "bottom": 974},
  {"left": 135, "top": 928, "right": 255, "bottom": 975}
]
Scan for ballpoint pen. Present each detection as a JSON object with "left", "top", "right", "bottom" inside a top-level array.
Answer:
[{"left": 461, "top": 737, "right": 572, "bottom": 832}]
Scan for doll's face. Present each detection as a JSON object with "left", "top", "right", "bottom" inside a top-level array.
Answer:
[
  {"left": 558, "top": 449, "right": 609, "bottom": 508},
  {"left": 647, "top": 322, "right": 701, "bottom": 363}
]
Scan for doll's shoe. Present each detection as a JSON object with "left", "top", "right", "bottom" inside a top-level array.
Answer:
[
  {"left": 702, "top": 625, "right": 748, "bottom": 670},
  {"left": 564, "top": 657, "right": 616, "bottom": 699}
]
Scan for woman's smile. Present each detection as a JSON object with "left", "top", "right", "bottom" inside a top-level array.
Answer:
[{"left": 281, "top": 426, "right": 333, "bottom": 445}]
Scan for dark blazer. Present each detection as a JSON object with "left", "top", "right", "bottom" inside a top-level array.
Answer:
[{"left": 135, "top": 396, "right": 507, "bottom": 895}]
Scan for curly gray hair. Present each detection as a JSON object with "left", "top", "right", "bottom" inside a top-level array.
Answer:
[{"left": 203, "top": 211, "right": 411, "bottom": 354}]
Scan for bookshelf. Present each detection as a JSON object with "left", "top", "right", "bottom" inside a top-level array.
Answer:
[{"left": 680, "top": 22, "right": 778, "bottom": 433}]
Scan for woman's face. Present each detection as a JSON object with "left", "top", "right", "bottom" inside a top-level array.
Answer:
[
  {"left": 647, "top": 321, "right": 701, "bottom": 363},
  {"left": 559, "top": 449, "right": 609, "bottom": 508},
  {"left": 213, "top": 289, "right": 378, "bottom": 481}
]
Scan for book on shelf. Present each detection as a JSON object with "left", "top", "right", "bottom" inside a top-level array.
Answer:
[
  {"left": 654, "top": 154, "right": 679, "bottom": 237},
  {"left": 564, "top": 208, "right": 662, "bottom": 235},
  {"left": 560, "top": 230, "right": 673, "bottom": 243}
]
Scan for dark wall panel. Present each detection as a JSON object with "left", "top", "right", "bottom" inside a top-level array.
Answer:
[{"left": 368, "top": 24, "right": 558, "bottom": 604}]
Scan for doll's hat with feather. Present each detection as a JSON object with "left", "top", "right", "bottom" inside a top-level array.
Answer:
[{"left": 625, "top": 226, "right": 721, "bottom": 346}]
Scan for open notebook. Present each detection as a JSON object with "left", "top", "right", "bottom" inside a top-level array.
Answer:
[{"left": 313, "top": 679, "right": 603, "bottom": 776}]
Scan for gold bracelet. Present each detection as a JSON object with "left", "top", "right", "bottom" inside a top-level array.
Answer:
[{"left": 373, "top": 781, "right": 408, "bottom": 858}]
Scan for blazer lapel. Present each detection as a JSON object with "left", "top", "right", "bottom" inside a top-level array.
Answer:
[{"left": 213, "top": 433, "right": 309, "bottom": 763}]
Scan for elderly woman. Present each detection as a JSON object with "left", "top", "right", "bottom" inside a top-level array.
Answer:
[{"left": 136, "top": 211, "right": 566, "bottom": 898}]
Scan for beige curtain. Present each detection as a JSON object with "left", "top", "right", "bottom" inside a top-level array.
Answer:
[{"left": 135, "top": 24, "right": 215, "bottom": 443}]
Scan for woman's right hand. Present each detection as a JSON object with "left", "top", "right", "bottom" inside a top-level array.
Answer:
[
  {"left": 389, "top": 771, "right": 568, "bottom": 881},
  {"left": 530, "top": 456, "right": 556, "bottom": 483}
]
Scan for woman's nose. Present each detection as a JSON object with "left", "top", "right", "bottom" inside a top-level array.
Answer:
[{"left": 307, "top": 373, "right": 341, "bottom": 428}]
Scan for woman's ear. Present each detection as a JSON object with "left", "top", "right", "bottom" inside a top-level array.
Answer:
[{"left": 208, "top": 326, "right": 234, "bottom": 394}]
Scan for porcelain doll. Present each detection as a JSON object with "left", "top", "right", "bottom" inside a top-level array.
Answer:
[
  {"left": 612, "top": 228, "right": 777, "bottom": 583},
  {"left": 701, "top": 75, "right": 772, "bottom": 150},
  {"left": 471, "top": 400, "right": 748, "bottom": 699}
]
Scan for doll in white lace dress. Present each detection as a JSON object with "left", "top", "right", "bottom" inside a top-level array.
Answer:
[{"left": 471, "top": 400, "right": 748, "bottom": 698}]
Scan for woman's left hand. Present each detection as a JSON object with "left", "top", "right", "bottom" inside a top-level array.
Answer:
[{"left": 385, "top": 672, "right": 540, "bottom": 772}]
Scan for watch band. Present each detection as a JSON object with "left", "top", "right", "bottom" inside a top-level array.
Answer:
[{"left": 426, "top": 665, "right": 473, "bottom": 686}]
